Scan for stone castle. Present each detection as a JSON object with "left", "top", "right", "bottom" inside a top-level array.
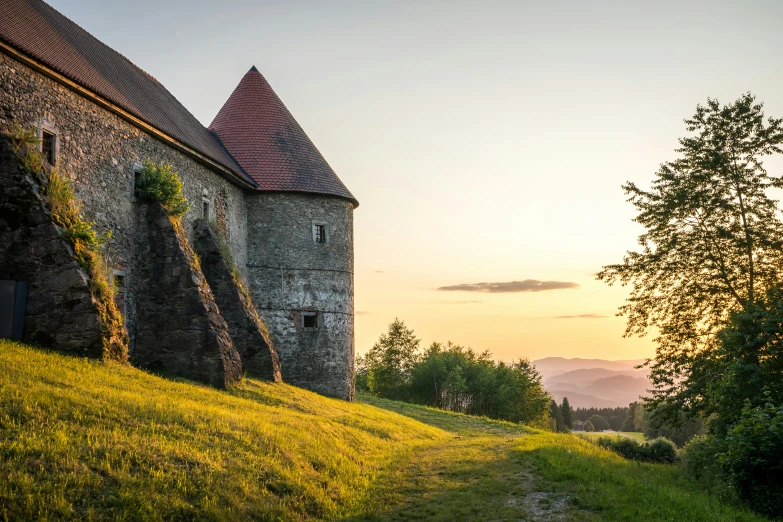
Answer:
[{"left": 0, "top": 0, "right": 357, "bottom": 399}]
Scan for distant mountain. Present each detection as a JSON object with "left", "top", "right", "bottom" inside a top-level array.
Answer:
[
  {"left": 533, "top": 357, "right": 652, "bottom": 408},
  {"left": 533, "top": 357, "right": 640, "bottom": 379},
  {"left": 547, "top": 389, "right": 617, "bottom": 409},
  {"left": 545, "top": 368, "right": 646, "bottom": 385}
]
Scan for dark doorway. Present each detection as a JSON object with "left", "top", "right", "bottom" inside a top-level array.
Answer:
[{"left": 0, "top": 280, "right": 27, "bottom": 340}]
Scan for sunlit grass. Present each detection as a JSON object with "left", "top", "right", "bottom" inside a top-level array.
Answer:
[
  {"left": 0, "top": 341, "right": 767, "bottom": 521},
  {"left": 0, "top": 341, "right": 443, "bottom": 521}
]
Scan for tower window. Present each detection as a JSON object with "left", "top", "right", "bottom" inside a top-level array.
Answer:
[
  {"left": 314, "top": 225, "right": 326, "bottom": 243},
  {"left": 203, "top": 200, "right": 210, "bottom": 219},
  {"left": 41, "top": 130, "right": 56, "bottom": 165},
  {"left": 302, "top": 312, "right": 318, "bottom": 329},
  {"left": 312, "top": 222, "right": 328, "bottom": 244}
]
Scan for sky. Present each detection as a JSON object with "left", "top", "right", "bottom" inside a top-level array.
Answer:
[{"left": 48, "top": 0, "right": 783, "bottom": 362}]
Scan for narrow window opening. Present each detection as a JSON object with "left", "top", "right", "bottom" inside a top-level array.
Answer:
[
  {"left": 133, "top": 168, "right": 144, "bottom": 200},
  {"left": 302, "top": 312, "right": 318, "bottom": 329},
  {"left": 202, "top": 200, "right": 210, "bottom": 219},
  {"left": 41, "top": 131, "right": 56, "bottom": 165},
  {"left": 314, "top": 224, "right": 326, "bottom": 244}
]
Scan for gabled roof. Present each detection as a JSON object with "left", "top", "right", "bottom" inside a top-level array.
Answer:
[
  {"left": 210, "top": 67, "right": 358, "bottom": 206},
  {"left": 0, "top": 0, "right": 256, "bottom": 188}
]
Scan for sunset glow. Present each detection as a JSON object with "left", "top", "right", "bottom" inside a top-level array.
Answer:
[{"left": 46, "top": 0, "right": 783, "bottom": 362}]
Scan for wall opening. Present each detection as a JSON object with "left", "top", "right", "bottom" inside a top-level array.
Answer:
[
  {"left": 312, "top": 221, "right": 329, "bottom": 244},
  {"left": 302, "top": 311, "right": 318, "bottom": 329},
  {"left": 41, "top": 131, "right": 56, "bottom": 165},
  {"left": 0, "top": 280, "right": 27, "bottom": 340}
]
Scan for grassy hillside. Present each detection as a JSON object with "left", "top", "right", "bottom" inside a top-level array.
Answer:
[{"left": 0, "top": 341, "right": 767, "bottom": 521}]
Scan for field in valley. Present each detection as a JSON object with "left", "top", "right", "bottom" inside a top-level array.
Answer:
[{"left": 0, "top": 341, "right": 766, "bottom": 521}]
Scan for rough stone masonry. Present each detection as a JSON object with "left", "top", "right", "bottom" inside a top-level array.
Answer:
[{"left": 0, "top": 0, "right": 358, "bottom": 399}]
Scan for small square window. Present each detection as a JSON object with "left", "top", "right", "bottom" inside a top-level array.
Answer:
[
  {"left": 302, "top": 312, "right": 318, "bottom": 329},
  {"left": 41, "top": 131, "right": 56, "bottom": 165}
]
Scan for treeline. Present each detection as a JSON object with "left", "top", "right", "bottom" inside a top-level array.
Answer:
[
  {"left": 574, "top": 406, "right": 628, "bottom": 431},
  {"left": 356, "top": 319, "right": 551, "bottom": 427}
]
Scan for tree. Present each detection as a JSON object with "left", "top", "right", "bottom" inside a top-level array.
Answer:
[
  {"left": 587, "top": 414, "right": 610, "bottom": 431},
  {"left": 550, "top": 399, "right": 564, "bottom": 432},
  {"left": 598, "top": 94, "right": 783, "bottom": 425},
  {"left": 560, "top": 397, "right": 573, "bottom": 432},
  {"left": 622, "top": 401, "right": 645, "bottom": 432},
  {"left": 583, "top": 420, "right": 595, "bottom": 432},
  {"left": 364, "top": 318, "right": 420, "bottom": 400}
]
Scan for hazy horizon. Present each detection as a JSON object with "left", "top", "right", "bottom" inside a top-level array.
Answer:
[{"left": 47, "top": 0, "right": 783, "bottom": 361}]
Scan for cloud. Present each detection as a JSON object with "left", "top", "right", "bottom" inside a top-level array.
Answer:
[
  {"left": 355, "top": 311, "right": 372, "bottom": 316},
  {"left": 440, "top": 300, "right": 483, "bottom": 305},
  {"left": 374, "top": 270, "right": 385, "bottom": 274},
  {"left": 553, "top": 314, "right": 608, "bottom": 319},
  {"left": 437, "top": 279, "right": 579, "bottom": 293}
]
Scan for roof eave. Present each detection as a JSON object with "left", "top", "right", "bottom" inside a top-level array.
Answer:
[{"left": 0, "top": 39, "right": 258, "bottom": 191}]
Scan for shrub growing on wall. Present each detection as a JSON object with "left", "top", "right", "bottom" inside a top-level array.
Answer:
[{"left": 136, "top": 160, "right": 191, "bottom": 217}]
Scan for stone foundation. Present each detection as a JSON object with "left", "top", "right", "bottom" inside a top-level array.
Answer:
[
  {"left": 133, "top": 204, "right": 242, "bottom": 388},
  {"left": 193, "top": 219, "right": 282, "bottom": 381}
]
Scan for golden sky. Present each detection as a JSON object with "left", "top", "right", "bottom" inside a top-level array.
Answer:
[{"left": 54, "top": 0, "right": 783, "bottom": 361}]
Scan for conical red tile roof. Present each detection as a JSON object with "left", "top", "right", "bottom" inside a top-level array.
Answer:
[{"left": 209, "top": 67, "right": 357, "bottom": 206}]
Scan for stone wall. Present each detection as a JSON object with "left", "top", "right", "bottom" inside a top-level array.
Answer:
[
  {"left": 0, "top": 51, "right": 249, "bottom": 357},
  {"left": 193, "top": 219, "right": 282, "bottom": 381},
  {"left": 133, "top": 204, "right": 242, "bottom": 388},
  {"left": 0, "top": 136, "right": 105, "bottom": 356},
  {"left": 245, "top": 193, "right": 355, "bottom": 400}
]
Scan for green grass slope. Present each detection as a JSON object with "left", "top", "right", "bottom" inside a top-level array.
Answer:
[
  {"left": 0, "top": 341, "right": 767, "bottom": 521},
  {"left": 0, "top": 341, "right": 443, "bottom": 520}
]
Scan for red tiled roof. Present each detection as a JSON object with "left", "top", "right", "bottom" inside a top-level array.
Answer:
[
  {"left": 210, "top": 67, "right": 358, "bottom": 206},
  {"left": 0, "top": 0, "right": 255, "bottom": 187}
]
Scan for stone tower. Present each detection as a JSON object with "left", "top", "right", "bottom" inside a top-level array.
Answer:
[{"left": 210, "top": 67, "right": 358, "bottom": 400}]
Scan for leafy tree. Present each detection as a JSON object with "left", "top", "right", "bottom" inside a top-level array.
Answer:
[
  {"left": 550, "top": 399, "right": 564, "bottom": 432},
  {"left": 598, "top": 94, "right": 783, "bottom": 425},
  {"left": 364, "top": 318, "right": 420, "bottom": 400},
  {"left": 354, "top": 355, "right": 369, "bottom": 392},
  {"left": 622, "top": 401, "right": 645, "bottom": 432},
  {"left": 587, "top": 414, "right": 610, "bottom": 431},
  {"left": 583, "top": 420, "right": 595, "bottom": 432}
]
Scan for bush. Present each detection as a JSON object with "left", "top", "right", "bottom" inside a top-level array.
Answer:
[
  {"left": 721, "top": 399, "right": 783, "bottom": 516},
  {"left": 645, "top": 437, "right": 678, "bottom": 464},
  {"left": 587, "top": 414, "right": 610, "bottom": 431},
  {"left": 136, "top": 160, "right": 190, "bottom": 217},
  {"left": 583, "top": 420, "right": 594, "bottom": 432},
  {"left": 596, "top": 435, "right": 678, "bottom": 464},
  {"left": 681, "top": 435, "right": 734, "bottom": 500}
]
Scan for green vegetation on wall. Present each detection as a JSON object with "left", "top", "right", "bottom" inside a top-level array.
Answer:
[{"left": 135, "top": 159, "right": 191, "bottom": 217}]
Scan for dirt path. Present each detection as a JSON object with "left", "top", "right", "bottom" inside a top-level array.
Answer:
[{"left": 347, "top": 423, "right": 579, "bottom": 521}]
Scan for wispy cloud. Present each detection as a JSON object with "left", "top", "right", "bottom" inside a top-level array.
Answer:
[
  {"left": 374, "top": 270, "right": 385, "bottom": 274},
  {"left": 355, "top": 311, "right": 372, "bottom": 316},
  {"left": 553, "top": 314, "right": 608, "bottom": 319},
  {"left": 437, "top": 280, "right": 579, "bottom": 293},
  {"left": 440, "top": 300, "right": 483, "bottom": 305}
]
